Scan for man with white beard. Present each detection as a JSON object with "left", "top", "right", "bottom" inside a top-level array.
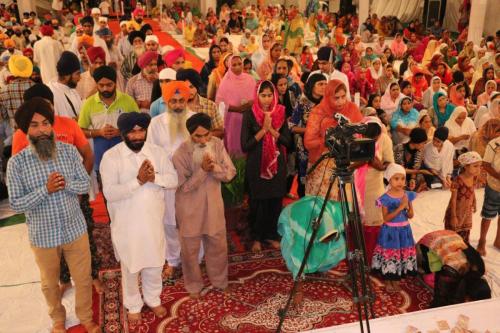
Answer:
[
  {"left": 146, "top": 81, "right": 195, "bottom": 278},
  {"left": 173, "top": 113, "right": 236, "bottom": 298},
  {"left": 121, "top": 30, "right": 145, "bottom": 82}
]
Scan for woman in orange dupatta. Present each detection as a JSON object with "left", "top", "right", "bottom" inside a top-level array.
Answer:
[
  {"left": 207, "top": 52, "right": 233, "bottom": 100},
  {"left": 304, "top": 79, "right": 363, "bottom": 200}
]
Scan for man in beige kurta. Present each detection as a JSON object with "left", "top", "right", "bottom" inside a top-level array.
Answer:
[{"left": 172, "top": 113, "right": 236, "bottom": 298}]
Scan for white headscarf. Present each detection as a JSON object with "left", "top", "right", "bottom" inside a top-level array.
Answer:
[
  {"left": 445, "top": 106, "right": 477, "bottom": 150},
  {"left": 422, "top": 76, "right": 446, "bottom": 109},
  {"left": 380, "top": 82, "right": 405, "bottom": 118},
  {"left": 369, "top": 58, "right": 383, "bottom": 81},
  {"left": 458, "top": 151, "right": 482, "bottom": 166},
  {"left": 384, "top": 163, "right": 406, "bottom": 182}
]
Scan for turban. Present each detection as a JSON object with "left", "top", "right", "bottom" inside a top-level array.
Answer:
[
  {"left": 40, "top": 24, "right": 54, "bottom": 36},
  {"left": 79, "top": 16, "right": 94, "bottom": 26},
  {"left": 22, "top": 48, "right": 33, "bottom": 56},
  {"left": 140, "top": 24, "right": 153, "bottom": 35},
  {"left": 317, "top": 46, "right": 334, "bottom": 61},
  {"left": 186, "top": 113, "right": 212, "bottom": 134},
  {"left": 434, "top": 126, "right": 449, "bottom": 141},
  {"left": 117, "top": 112, "right": 151, "bottom": 135},
  {"left": 163, "top": 49, "right": 184, "bottom": 67},
  {"left": 8, "top": 55, "right": 33, "bottom": 78},
  {"left": 15, "top": 97, "right": 54, "bottom": 134},
  {"left": 86, "top": 46, "right": 106, "bottom": 64},
  {"left": 458, "top": 151, "right": 482, "bottom": 166},
  {"left": 24, "top": 83, "right": 54, "bottom": 104},
  {"left": 96, "top": 27, "right": 112, "bottom": 36},
  {"left": 57, "top": 51, "right": 81, "bottom": 76},
  {"left": 161, "top": 81, "right": 190, "bottom": 102},
  {"left": 409, "top": 127, "right": 428, "bottom": 144},
  {"left": 133, "top": 8, "right": 145, "bottom": 17},
  {"left": 98, "top": 16, "right": 108, "bottom": 23},
  {"left": 159, "top": 68, "right": 177, "bottom": 80},
  {"left": 93, "top": 65, "right": 117, "bottom": 83},
  {"left": 176, "top": 69, "right": 203, "bottom": 92},
  {"left": 144, "top": 34, "right": 159, "bottom": 44},
  {"left": 128, "top": 30, "right": 145, "bottom": 44},
  {"left": 137, "top": 51, "right": 158, "bottom": 69},
  {"left": 119, "top": 20, "right": 128, "bottom": 27},
  {"left": 384, "top": 163, "right": 406, "bottom": 181},
  {"left": 4, "top": 38, "right": 15, "bottom": 48},
  {"left": 91, "top": 8, "right": 100, "bottom": 15},
  {"left": 77, "top": 34, "right": 94, "bottom": 48}
]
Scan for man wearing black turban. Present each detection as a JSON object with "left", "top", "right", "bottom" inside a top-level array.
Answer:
[
  {"left": 176, "top": 69, "right": 224, "bottom": 138},
  {"left": 99, "top": 111, "right": 178, "bottom": 324},
  {"left": 121, "top": 30, "right": 146, "bottom": 80},
  {"left": 93, "top": 65, "right": 117, "bottom": 100},
  {"left": 171, "top": 112, "right": 236, "bottom": 299}
]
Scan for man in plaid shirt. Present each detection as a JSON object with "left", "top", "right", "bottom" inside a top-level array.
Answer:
[{"left": 6, "top": 98, "right": 101, "bottom": 333}]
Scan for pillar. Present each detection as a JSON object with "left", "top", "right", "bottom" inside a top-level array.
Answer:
[
  {"left": 467, "top": 0, "right": 488, "bottom": 45},
  {"left": 200, "top": 0, "right": 216, "bottom": 16},
  {"left": 358, "top": 0, "right": 370, "bottom": 34},
  {"left": 298, "top": 0, "right": 307, "bottom": 13},
  {"left": 16, "top": 0, "right": 36, "bottom": 14}
]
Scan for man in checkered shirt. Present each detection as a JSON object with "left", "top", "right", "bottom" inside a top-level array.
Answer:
[{"left": 6, "top": 98, "right": 101, "bottom": 333}]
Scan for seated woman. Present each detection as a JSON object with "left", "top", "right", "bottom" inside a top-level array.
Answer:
[
  {"left": 445, "top": 106, "right": 477, "bottom": 156},
  {"left": 423, "top": 127, "right": 455, "bottom": 188},
  {"left": 422, "top": 76, "right": 446, "bottom": 110},
  {"left": 192, "top": 21, "right": 210, "bottom": 48},
  {"left": 394, "top": 127, "right": 431, "bottom": 191},
  {"left": 428, "top": 91, "right": 456, "bottom": 128},
  {"left": 418, "top": 110, "right": 436, "bottom": 142},
  {"left": 390, "top": 96, "right": 420, "bottom": 144}
]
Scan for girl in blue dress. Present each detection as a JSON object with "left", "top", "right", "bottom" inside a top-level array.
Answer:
[{"left": 372, "top": 163, "right": 418, "bottom": 292}]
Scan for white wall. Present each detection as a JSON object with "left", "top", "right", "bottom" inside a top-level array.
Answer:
[{"left": 484, "top": 0, "right": 500, "bottom": 36}]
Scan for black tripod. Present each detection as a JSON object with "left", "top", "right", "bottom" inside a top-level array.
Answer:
[{"left": 276, "top": 154, "right": 375, "bottom": 333}]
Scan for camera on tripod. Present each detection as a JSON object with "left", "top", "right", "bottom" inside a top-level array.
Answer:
[{"left": 325, "top": 114, "right": 376, "bottom": 167}]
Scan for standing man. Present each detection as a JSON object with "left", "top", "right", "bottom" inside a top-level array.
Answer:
[
  {"left": 120, "top": 30, "right": 146, "bottom": 82},
  {"left": 47, "top": 51, "right": 83, "bottom": 119},
  {"left": 147, "top": 81, "right": 194, "bottom": 277},
  {"left": 126, "top": 50, "right": 158, "bottom": 113},
  {"left": 71, "top": 16, "right": 110, "bottom": 64},
  {"left": 79, "top": 65, "right": 139, "bottom": 177},
  {"left": 173, "top": 113, "right": 235, "bottom": 298},
  {"left": 100, "top": 112, "right": 178, "bottom": 324},
  {"left": 33, "top": 25, "right": 63, "bottom": 85},
  {"left": 76, "top": 46, "right": 106, "bottom": 100},
  {"left": 7, "top": 98, "right": 100, "bottom": 333},
  {"left": 310, "top": 46, "right": 351, "bottom": 101}
]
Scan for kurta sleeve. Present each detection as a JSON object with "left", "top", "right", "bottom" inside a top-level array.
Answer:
[
  {"left": 211, "top": 141, "right": 237, "bottom": 182},
  {"left": 100, "top": 150, "right": 141, "bottom": 203},
  {"left": 304, "top": 108, "right": 324, "bottom": 156},
  {"left": 241, "top": 110, "right": 259, "bottom": 152},
  {"left": 277, "top": 121, "right": 293, "bottom": 149},
  {"left": 153, "top": 152, "right": 178, "bottom": 190},
  {"left": 441, "top": 141, "right": 455, "bottom": 179},
  {"left": 172, "top": 146, "right": 209, "bottom": 193}
]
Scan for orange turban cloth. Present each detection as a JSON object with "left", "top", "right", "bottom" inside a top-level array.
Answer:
[
  {"left": 4, "top": 39, "right": 16, "bottom": 48},
  {"left": 77, "top": 35, "right": 94, "bottom": 49},
  {"left": 161, "top": 80, "right": 190, "bottom": 102}
]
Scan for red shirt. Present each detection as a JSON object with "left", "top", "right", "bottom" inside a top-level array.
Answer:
[{"left": 12, "top": 115, "right": 88, "bottom": 155}]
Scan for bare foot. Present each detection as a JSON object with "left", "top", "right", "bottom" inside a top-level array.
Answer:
[
  {"left": 127, "top": 312, "right": 142, "bottom": 325},
  {"left": 266, "top": 239, "right": 281, "bottom": 250},
  {"left": 392, "top": 281, "right": 401, "bottom": 292},
  {"left": 81, "top": 321, "right": 102, "bottom": 333},
  {"left": 222, "top": 284, "right": 235, "bottom": 295},
  {"left": 251, "top": 241, "right": 262, "bottom": 253},
  {"left": 163, "top": 265, "right": 177, "bottom": 280},
  {"left": 477, "top": 241, "right": 487, "bottom": 257},
  {"left": 59, "top": 282, "right": 72, "bottom": 296},
  {"left": 93, "top": 279, "right": 105, "bottom": 294},
  {"left": 385, "top": 281, "right": 397, "bottom": 293},
  {"left": 189, "top": 292, "right": 200, "bottom": 299},
  {"left": 51, "top": 321, "right": 66, "bottom": 333},
  {"left": 149, "top": 305, "right": 167, "bottom": 318}
]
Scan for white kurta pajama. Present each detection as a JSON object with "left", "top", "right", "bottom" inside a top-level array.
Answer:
[
  {"left": 146, "top": 110, "right": 197, "bottom": 267},
  {"left": 100, "top": 141, "right": 178, "bottom": 312}
]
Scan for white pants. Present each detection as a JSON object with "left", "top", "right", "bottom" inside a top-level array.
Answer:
[
  {"left": 121, "top": 265, "right": 163, "bottom": 313},
  {"left": 164, "top": 224, "right": 204, "bottom": 266}
]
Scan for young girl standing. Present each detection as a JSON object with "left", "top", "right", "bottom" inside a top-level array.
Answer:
[
  {"left": 372, "top": 163, "right": 418, "bottom": 292},
  {"left": 444, "top": 152, "right": 482, "bottom": 243}
]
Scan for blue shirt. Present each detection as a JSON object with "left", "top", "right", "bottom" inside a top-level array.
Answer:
[
  {"left": 376, "top": 191, "right": 417, "bottom": 223},
  {"left": 150, "top": 97, "right": 166, "bottom": 118},
  {"left": 7, "top": 142, "right": 91, "bottom": 248}
]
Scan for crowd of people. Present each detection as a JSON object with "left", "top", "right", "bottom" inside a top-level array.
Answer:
[{"left": 1, "top": 0, "right": 499, "bottom": 331}]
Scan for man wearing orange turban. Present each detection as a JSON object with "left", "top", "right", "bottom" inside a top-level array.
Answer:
[
  {"left": 147, "top": 80, "right": 197, "bottom": 279},
  {"left": 1, "top": 38, "right": 21, "bottom": 60}
]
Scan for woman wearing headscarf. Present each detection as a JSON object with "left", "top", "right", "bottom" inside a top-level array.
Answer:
[
  {"left": 251, "top": 34, "right": 272, "bottom": 70},
  {"left": 207, "top": 52, "right": 232, "bottom": 101},
  {"left": 367, "top": 57, "right": 383, "bottom": 86},
  {"left": 477, "top": 95, "right": 500, "bottom": 129},
  {"left": 418, "top": 110, "right": 436, "bottom": 142},
  {"left": 380, "top": 82, "right": 405, "bottom": 118},
  {"left": 409, "top": 69, "right": 429, "bottom": 102},
  {"left": 426, "top": 53, "right": 444, "bottom": 75},
  {"left": 423, "top": 76, "right": 447, "bottom": 109},
  {"left": 216, "top": 55, "right": 256, "bottom": 157},
  {"left": 423, "top": 126, "right": 455, "bottom": 188},
  {"left": 458, "top": 41, "right": 475, "bottom": 61},
  {"left": 428, "top": 91, "right": 456, "bottom": 127},
  {"left": 445, "top": 106, "right": 477, "bottom": 153},
  {"left": 352, "top": 67, "right": 374, "bottom": 106},
  {"left": 391, "top": 96, "right": 420, "bottom": 144},
  {"left": 200, "top": 44, "right": 221, "bottom": 85},
  {"left": 472, "top": 66, "right": 496, "bottom": 104},
  {"left": 476, "top": 80, "right": 498, "bottom": 107},
  {"left": 440, "top": 45, "right": 458, "bottom": 69},
  {"left": 390, "top": 33, "right": 407, "bottom": 60},
  {"left": 241, "top": 80, "right": 292, "bottom": 252},
  {"left": 422, "top": 39, "right": 441, "bottom": 67},
  {"left": 470, "top": 118, "right": 500, "bottom": 157},
  {"left": 257, "top": 42, "right": 282, "bottom": 80},
  {"left": 304, "top": 80, "right": 362, "bottom": 199},
  {"left": 449, "top": 83, "right": 468, "bottom": 107},
  {"left": 290, "top": 73, "right": 327, "bottom": 197}
]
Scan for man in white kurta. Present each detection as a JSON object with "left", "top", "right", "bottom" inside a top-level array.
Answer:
[
  {"left": 33, "top": 25, "right": 64, "bottom": 84},
  {"left": 100, "top": 112, "right": 178, "bottom": 323},
  {"left": 146, "top": 81, "right": 195, "bottom": 275}
]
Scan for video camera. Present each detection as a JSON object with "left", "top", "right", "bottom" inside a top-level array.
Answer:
[{"left": 325, "top": 114, "right": 376, "bottom": 168}]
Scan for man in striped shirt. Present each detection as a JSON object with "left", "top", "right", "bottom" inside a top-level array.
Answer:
[{"left": 6, "top": 98, "right": 100, "bottom": 333}]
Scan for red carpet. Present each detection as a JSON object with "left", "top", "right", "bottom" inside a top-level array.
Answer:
[
  {"left": 95, "top": 251, "right": 432, "bottom": 332},
  {"left": 108, "top": 19, "right": 205, "bottom": 71}
]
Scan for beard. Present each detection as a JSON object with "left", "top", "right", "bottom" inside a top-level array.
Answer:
[
  {"left": 29, "top": 132, "right": 56, "bottom": 161},
  {"left": 124, "top": 136, "right": 146, "bottom": 152},
  {"left": 67, "top": 80, "right": 78, "bottom": 89},
  {"left": 134, "top": 46, "right": 145, "bottom": 57},
  {"left": 105, "top": 40, "right": 113, "bottom": 48},
  {"left": 192, "top": 140, "right": 214, "bottom": 167},
  {"left": 165, "top": 108, "right": 189, "bottom": 143}
]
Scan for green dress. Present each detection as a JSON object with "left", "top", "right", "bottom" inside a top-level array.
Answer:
[{"left": 278, "top": 196, "right": 346, "bottom": 279}]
